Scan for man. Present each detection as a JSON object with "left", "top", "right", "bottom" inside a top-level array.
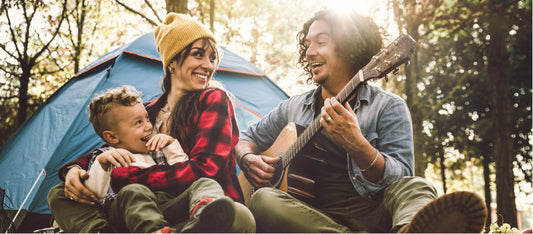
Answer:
[{"left": 236, "top": 8, "right": 487, "bottom": 233}]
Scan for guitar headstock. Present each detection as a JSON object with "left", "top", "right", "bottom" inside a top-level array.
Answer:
[{"left": 361, "top": 34, "right": 416, "bottom": 81}]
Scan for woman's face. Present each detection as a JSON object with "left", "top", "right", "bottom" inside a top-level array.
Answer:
[{"left": 170, "top": 40, "right": 217, "bottom": 94}]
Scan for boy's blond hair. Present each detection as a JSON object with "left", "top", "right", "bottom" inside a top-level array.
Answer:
[{"left": 89, "top": 85, "right": 143, "bottom": 138}]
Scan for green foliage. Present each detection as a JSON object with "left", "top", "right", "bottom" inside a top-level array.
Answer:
[
  {"left": 389, "top": 0, "right": 531, "bottom": 198},
  {"left": 486, "top": 222, "right": 521, "bottom": 233}
]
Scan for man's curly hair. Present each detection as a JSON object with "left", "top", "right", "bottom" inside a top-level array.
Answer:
[
  {"left": 89, "top": 85, "right": 143, "bottom": 138},
  {"left": 296, "top": 9, "right": 384, "bottom": 84}
]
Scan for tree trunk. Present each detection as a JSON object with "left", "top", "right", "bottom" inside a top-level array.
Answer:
[
  {"left": 17, "top": 71, "right": 30, "bottom": 127},
  {"left": 74, "top": 0, "right": 87, "bottom": 74},
  {"left": 403, "top": 8, "right": 426, "bottom": 177},
  {"left": 482, "top": 144, "right": 492, "bottom": 226},
  {"left": 209, "top": 0, "right": 215, "bottom": 32},
  {"left": 439, "top": 153, "right": 447, "bottom": 193},
  {"left": 166, "top": 0, "right": 188, "bottom": 14},
  {"left": 487, "top": 0, "right": 517, "bottom": 227}
]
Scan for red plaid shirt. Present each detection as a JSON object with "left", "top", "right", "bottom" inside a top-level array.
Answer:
[{"left": 58, "top": 88, "right": 244, "bottom": 203}]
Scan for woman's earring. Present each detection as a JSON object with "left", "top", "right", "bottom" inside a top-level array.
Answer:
[{"left": 169, "top": 67, "right": 174, "bottom": 74}]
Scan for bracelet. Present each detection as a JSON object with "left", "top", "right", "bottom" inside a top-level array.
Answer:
[
  {"left": 360, "top": 149, "right": 379, "bottom": 172},
  {"left": 239, "top": 152, "right": 255, "bottom": 165}
]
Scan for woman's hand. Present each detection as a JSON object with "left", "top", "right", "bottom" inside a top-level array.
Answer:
[
  {"left": 240, "top": 153, "right": 280, "bottom": 188},
  {"left": 64, "top": 166, "right": 98, "bottom": 205},
  {"left": 97, "top": 149, "right": 135, "bottom": 171},
  {"left": 146, "top": 134, "right": 175, "bottom": 152}
]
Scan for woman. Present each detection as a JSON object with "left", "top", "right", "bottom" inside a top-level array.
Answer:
[{"left": 47, "top": 13, "right": 254, "bottom": 233}]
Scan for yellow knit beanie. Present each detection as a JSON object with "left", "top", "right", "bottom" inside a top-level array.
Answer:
[{"left": 154, "top": 13, "right": 217, "bottom": 72}]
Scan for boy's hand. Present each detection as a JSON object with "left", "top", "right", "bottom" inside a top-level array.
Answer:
[
  {"left": 97, "top": 149, "right": 135, "bottom": 171},
  {"left": 146, "top": 134, "right": 175, "bottom": 152}
]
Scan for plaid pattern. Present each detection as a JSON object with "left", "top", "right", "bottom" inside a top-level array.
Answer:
[
  {"left": 59, "top": 146, "right": 168, "bottom": 180},
  {"left": 150, "top": 150, "right": 169, "bottom": 165},
  {"left": 59, "top": 88, "right": 244, "bottom": 203}
]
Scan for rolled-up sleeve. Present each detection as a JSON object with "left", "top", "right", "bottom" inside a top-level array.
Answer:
[{"left": 348, "top": 89, "right": 414, "bottom": 200}]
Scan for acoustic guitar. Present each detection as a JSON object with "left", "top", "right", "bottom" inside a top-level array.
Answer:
[{"left": 238, "top": 34, "right": 417, "bottom": 205}]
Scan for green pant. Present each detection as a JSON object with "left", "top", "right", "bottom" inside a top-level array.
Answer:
[
  {"left": 48, "top": 177, "right": 255, "bottom": 232},
  {"left": 248, "top": 176, "right": 437, "bottom": 232}
]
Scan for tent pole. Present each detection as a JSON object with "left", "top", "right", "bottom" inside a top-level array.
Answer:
[{"left": 6, "top": 168, "right": 46, "bottom": 233}]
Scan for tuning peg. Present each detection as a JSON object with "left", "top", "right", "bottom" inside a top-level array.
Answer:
[{"left": 393, "top": 67, "right": 400, "bottom": 75}]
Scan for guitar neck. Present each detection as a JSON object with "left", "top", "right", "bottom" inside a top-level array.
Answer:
[{"left": 280, "top": 71, "right": 363, "bottom": 168}]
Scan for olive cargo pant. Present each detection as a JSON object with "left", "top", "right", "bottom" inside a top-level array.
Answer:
[
  {"left": 248, "top": 176, "right": 437, "bottom": 233},
  {"left": 48, "top": 177, "right": 255, "bottom": 232}
]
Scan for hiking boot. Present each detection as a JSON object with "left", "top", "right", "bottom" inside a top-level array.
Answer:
[
  {"left": 181, "top": 197, "right": 236, "bottom": 233},
  {"left": 398, "top": 190, "right": 488, "bottom": 233}
]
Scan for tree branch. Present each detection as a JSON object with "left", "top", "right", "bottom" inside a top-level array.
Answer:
[
  {"left": 115, "top": 0, "right": 158, "bottom": 26},
  {"left": 3, "top": 3, "right": 23, "bottom": 61},
  {"left": 0, "top": 43, "right": 18, "bottom": 60},
  {"left": 31, "top": 0, "right": 68, "bottom": 67},
  {"left": 0, "top": 62, "right": 21, "bottom": 78},
  {"left": 144, "top": 0, "right": 162, "bottom": 23}
]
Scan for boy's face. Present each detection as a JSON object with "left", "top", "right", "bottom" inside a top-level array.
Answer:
[{"left": 109, "top": 102, "right": 153, "bottom": 153}]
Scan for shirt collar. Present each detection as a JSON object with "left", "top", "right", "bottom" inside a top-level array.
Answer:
[
  {"left": 305, "top": 83, "right": 372, "bottom": 109},
  {"left": 357, "top": 83, "right": 371, "bottom": 104}
]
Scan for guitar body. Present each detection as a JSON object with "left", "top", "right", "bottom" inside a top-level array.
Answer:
[{"left": 238, "top": 122, "right": 297, "bottom": 205}]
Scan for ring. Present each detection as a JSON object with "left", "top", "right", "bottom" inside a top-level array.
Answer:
[
  {"left": 326, "top": 117, "right": 332, "bottom": 122},
  {"left": 70, "top": 196, "right": 74, "bottom": 200}
]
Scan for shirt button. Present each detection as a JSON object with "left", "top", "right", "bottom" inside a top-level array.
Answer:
[{"left": 368, "top": 195, "right": 372, "bottom": 199}]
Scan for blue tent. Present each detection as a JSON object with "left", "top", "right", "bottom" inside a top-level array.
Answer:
[{"left": 0, "top": 32, "right": 288, "bottom": 230}]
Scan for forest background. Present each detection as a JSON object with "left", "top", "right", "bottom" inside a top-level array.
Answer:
[{"left": 0, "top": 0, "right": 531, "bottom": 231}]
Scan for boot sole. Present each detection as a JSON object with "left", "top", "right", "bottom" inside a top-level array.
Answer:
[{"left": 404, "top": 191, "right": 488, "bottom": 233}]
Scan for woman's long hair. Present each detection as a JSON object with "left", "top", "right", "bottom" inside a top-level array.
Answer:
[{"left": 169, "top": 90, "right": 202, "bottom": 146}]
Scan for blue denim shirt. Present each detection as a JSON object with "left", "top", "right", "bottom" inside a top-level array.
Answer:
[{"left": 240, "top": 83, "right": 414, "bottom": 200}]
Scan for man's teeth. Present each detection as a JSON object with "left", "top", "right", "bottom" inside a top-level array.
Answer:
[
  {"left": 142, "top": 136, "right": 150, "bottom": 141},
  {"left": 311, "top": 63, "right": 323, "bottom": 68}
]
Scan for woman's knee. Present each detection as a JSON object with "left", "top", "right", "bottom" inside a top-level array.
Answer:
[
  {"left": 188, "top": 177, "right": 222, "bottom": 193},
  {"left": 192, "top": 177, "right": 218, "bottom": 187}
]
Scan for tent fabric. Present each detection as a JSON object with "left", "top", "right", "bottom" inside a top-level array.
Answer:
[{"left": 0, "top": 32, "right": 288, "bottom": 215}]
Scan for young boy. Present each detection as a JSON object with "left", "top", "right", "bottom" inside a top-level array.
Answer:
[
  {"left": 84, "top": 85, "right": 188, "bottom": 200},
  {"left": 83, "top": 85, "right": 189, "bottom": 233}
]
